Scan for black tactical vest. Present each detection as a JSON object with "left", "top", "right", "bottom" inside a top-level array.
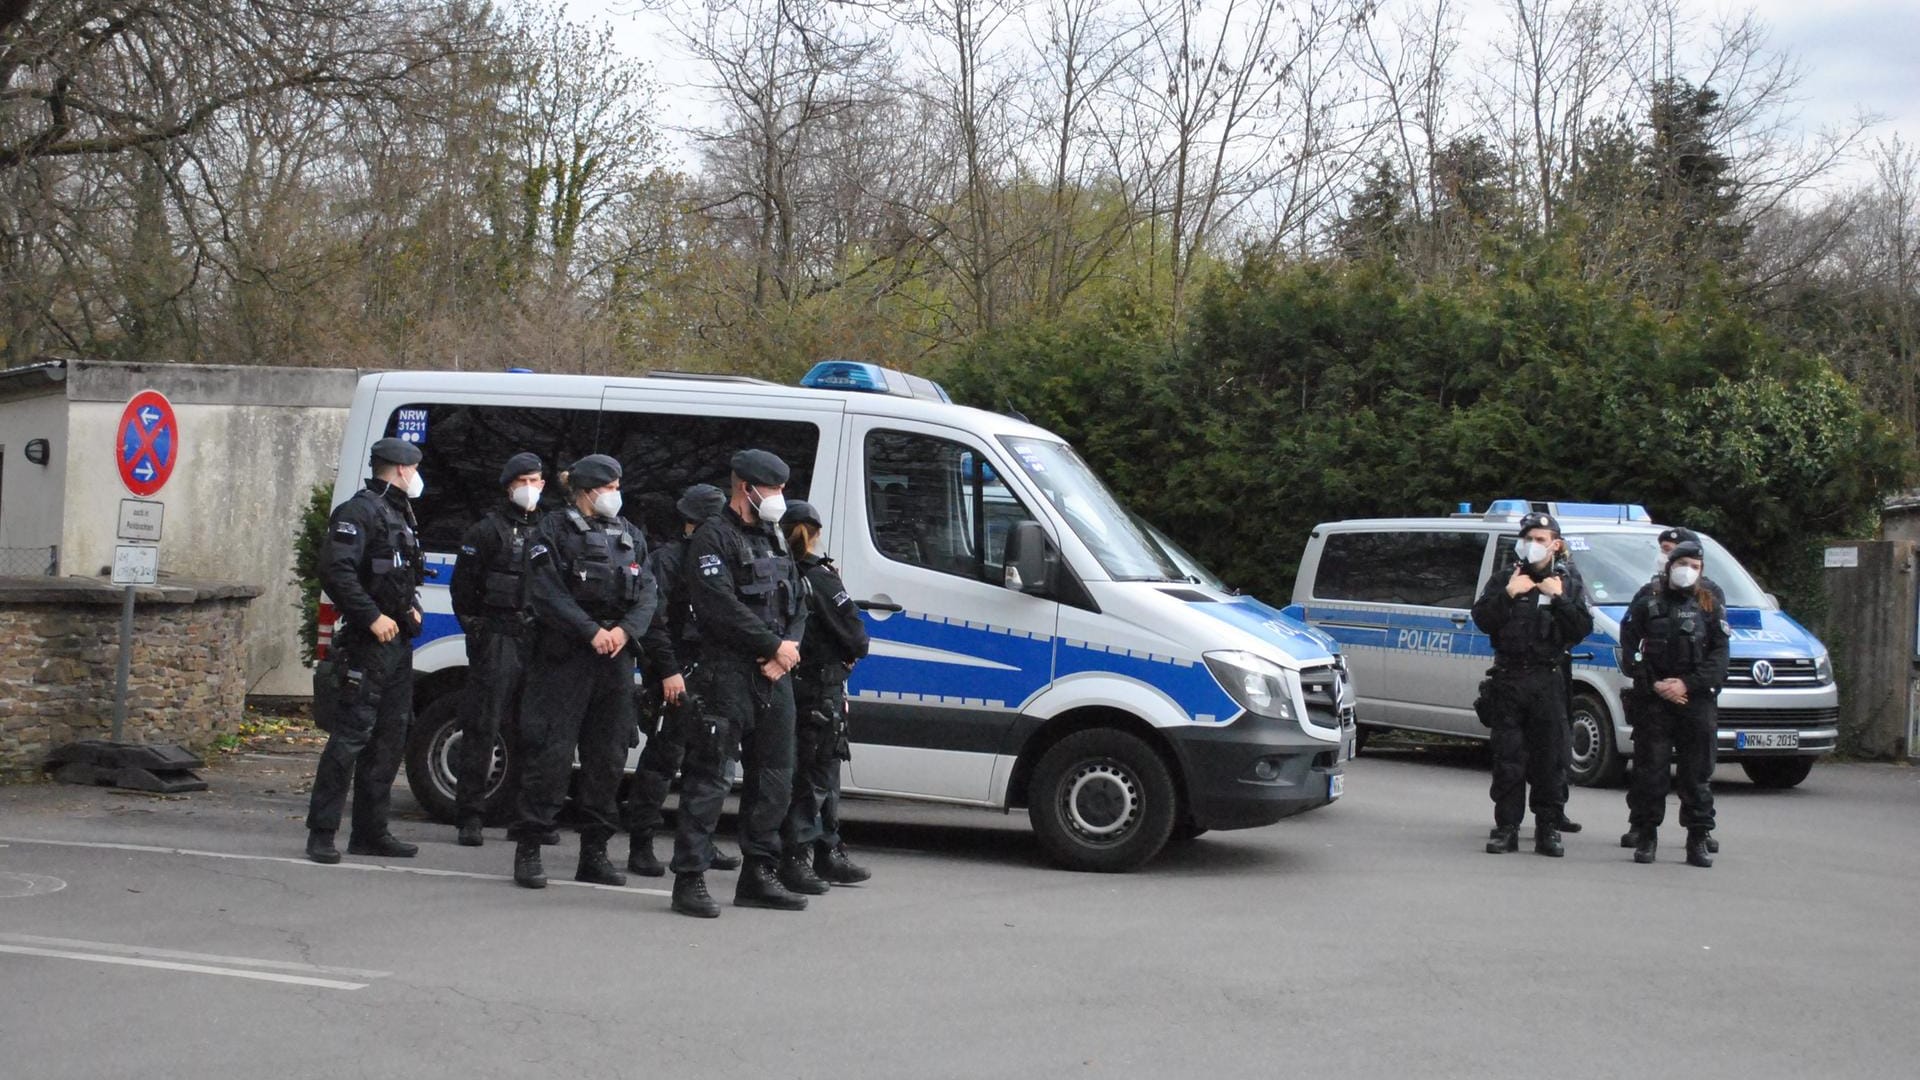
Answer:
[
  {"left": 1640, "top": 592, "right": 1710, "bottom": 678},
  {"left": 481, "top": 512, "right": 537, "bottom": 613},
  {"left": 363, "top": 490, "right": 422, "bottom": 616},
  {"left": 729, "top": 530, "right": 800, "bottom": 634},
  {"left": 562, "top": 509, "right": 645, "bottom": 620}
]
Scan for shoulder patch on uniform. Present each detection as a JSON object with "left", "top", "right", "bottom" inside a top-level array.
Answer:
[
  {"left": 528, "top": 543, "right": 551, "bottom": 562},
  {"left": 1720, "top": 620, "right": 1731, "bottom": 635},
  {"left": 460, "top": 544, "right": 477, "bottom": 555},
  {"left": 698, "top": 553, "right": 723, "bottom": 576},
  {"left": 831, "top": 590, "right": 851, "bottom": 607},
  {"left": 332, "top": 521, "right": 358, "bottom": 537}
]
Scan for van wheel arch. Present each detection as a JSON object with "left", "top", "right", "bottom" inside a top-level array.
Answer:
[{"left": 1006, "top": 707, "right": 1188, "bottom": 813}]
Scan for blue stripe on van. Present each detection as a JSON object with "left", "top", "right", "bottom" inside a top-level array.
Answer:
[{"left": 1285, "top": 603, "right": 1619, "bottom": 670}]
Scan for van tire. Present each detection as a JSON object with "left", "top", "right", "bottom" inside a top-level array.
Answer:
[
  {"left": 1741, "top": 757, "right": 1814, "bottom": 789},
  {"left": 1028, "top": 728, "right": 1177, "bottom": 872},
  {"left": 403, "top": 690, "right": 519, "bottom": 826},
  {"left": 1567, "top": 689, "right": 1624, "bottom": 788}
]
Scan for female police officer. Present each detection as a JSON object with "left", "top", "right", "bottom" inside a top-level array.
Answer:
[
  {"left": 778, "top": 500, "right": 873, "bottom": 893},
  {"left": 1618, "top": 540, "right": 1729, "bottom": 868},
  {"left": 510, "top": 454, "right": 657, "bottom": 889}
]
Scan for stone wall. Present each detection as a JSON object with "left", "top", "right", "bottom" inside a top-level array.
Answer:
[{"left": 0, "top": 577, "right": 259, "bottom": 778}]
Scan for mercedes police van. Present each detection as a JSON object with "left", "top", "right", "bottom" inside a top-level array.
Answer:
[
  {"left": 1284, "top": 501, "right": 1836, "bottom": 789},
  {"left": 316, "top": 362, "right": 1355, "bottom": 871}
]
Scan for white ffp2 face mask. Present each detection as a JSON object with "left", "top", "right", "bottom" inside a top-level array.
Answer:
[
  {"left": 404, "top": 470, "right": 425, "bottom": 499},
  {"left": 752, "top": 490, "right": 787, "bottom": 524},
  {"left": 1669, "top": 565, "right": 1701, "bottom": 589},
  {"left": 592, "top": 490, "right": 623, "bottom": 519},
  {"left": 510, "top": 484, "right": 541, "bottom": 511},
  {"left": 1514, "top": 538, "right": 1550, "bottom": 565}
]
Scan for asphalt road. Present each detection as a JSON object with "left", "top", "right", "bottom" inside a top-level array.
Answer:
[{"left": 1, "top": 741, "right": 1915, "bottom": 1079}]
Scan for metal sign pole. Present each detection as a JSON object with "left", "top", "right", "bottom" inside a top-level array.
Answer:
[{"left": 112, "top": 584, "right": 135, "bottom": 740}]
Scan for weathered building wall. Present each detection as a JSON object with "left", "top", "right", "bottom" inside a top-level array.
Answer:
[
  {"left": 0, "top": 384, "right": 69, "bottom": 559},
  {"left": 1818, "top": 540, "right": 1917, "bottom": 759}
]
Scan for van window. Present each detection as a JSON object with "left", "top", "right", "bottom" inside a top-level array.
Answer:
[
  {"left": 1314, "top": 531, "right": 1486, "bottom": 608},
  {"left": 597, "top": 411, "right": 821, "bottom": 545},
  {"left": 865, "top": 430, "right": 1036, "bottom": 582},
  {"left": 384, "top": 403, "right": 597, "bottom": 552}
]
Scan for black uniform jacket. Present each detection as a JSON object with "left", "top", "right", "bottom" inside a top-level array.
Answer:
[
  {"left": 1470, "top": 559, "right": 1594, "bottom": 666},
  {"left": 684, "top": 505, "right": 808, "bottom": 664},
  {"left": 450, "top": 502, "right": 541, "bottom": 631},
  {"left": 523, "top": 508, "right": 658, "bottom": 655},
  {"left": 1618, "top": 581, "right": 1732, "bottom": 697},
  {"left": 798, "top": 553, "right": 870, "bottom": 671},
  {"left": 320, "top": 481, "right": 424, "bottom": 636}
]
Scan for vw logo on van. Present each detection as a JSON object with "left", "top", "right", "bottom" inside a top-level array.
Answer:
[{"left": 1751, "top": 660, "right": 1775, "bottom": 686}]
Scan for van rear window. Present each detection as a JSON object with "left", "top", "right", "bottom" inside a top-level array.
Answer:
[
  {"left": 1314, "top": 531, "right": 1487, "bottom": 608},
  {"left": 383, "top": 403, "right": 597, "bottom": 551}
]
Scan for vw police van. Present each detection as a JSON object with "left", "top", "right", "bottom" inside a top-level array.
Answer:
[
  {"left": 317, "top": 363, "right": 1355, "bottom": 871},
  {"left": 1284, "top": 501, "right": 1836, "bottom": 789}
]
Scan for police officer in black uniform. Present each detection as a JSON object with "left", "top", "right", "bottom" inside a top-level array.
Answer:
[
  {"left": 510, "top": 454, "right": 658, "bottom": 889},
  {"left": 448, "top": 451, "right": 545, "bottom": 847},
  {"left": 622, "top": 483, "right": 744, "bottom": 877},
  {"left": 306, "top": 437, "right": 426, "bottom": 864},
  {"left": 669, "top": 449, "right": 809, "bottom": 918},
  {"left": 780, "top": 500, "right": 873, "bottom": 889},
  {"left": 1621, "top": 525, "right": 1727, "bottom": 854},
  {"left": 1471, "top": 511, "right": 1594, "bottom": 857},
  {"left": 1619, "top": 540, "right": 1730, "bottom": 868}
]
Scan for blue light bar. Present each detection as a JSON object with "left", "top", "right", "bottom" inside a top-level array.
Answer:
[
  {"left": 1553, "top": 502, "right": 1651, "bottom": 522},
  {"left": 1486, "top": 499, "right": 1530, "bottom": 515},
  {"left": 800, "top": 360, "right": 951, "bottom": 403}
]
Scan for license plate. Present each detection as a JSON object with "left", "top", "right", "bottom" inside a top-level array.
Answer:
[
  {"left": 1735, "top": 730, "right": 1800, "bottom": 750},
  {"left": 1329, "top": 773, "right": 1344, "bottom": 799}
]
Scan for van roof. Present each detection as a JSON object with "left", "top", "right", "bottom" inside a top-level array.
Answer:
[
  {"left": 1312, "top": 515, "right": 1667, "bottom": 535},
  {"left": 361, "top": 368, "right": 1064, "bottom": 442}
]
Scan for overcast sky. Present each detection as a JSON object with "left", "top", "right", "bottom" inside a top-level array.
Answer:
[{"left": 579, "top": 0, "right": 1919, "bottom": 186}]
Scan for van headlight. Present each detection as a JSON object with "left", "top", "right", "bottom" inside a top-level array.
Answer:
[
  {"left": 1204, "top": 651, "right": 1294, "bottom": 720},
  {"left": 1814, "top": 653, "right": 1833, "bottom": 685}
]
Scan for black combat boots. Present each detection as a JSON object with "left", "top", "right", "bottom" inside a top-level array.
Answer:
[
  {"left": 734, "top": 856, "right": 807, "bottom": 910},
  {"left": 627, "top": 832, "right": 665, "bottom": 877},
  {"left": 1634, "top": 830, "right": 1658, "bottom": 864},
  {"left": 1485, "top": 826, "right": 1519, "bottom": 854},
  {"left": 710, "top": 846, "right": 743, "bottom": 871},
  {"left": 1620, "top": 827, "right": 1644, "bottom": 849},
  {"left": 575, "top": 838, "right": 627, "bottom": 886},
  {"left": 1534, "top": 820, "right": 1564, "bottom": 857},
  {"left": 1705, "top": 832, "right": 1720, "bottom": 854},
  {"left": 306, "top": 829, "right": 342, "bottom": 865},
  {"left": 672, "top": 872, "right": 721, "bottom": 918},
  {"left": 347, "top": 833, "right": 419, "bottom": 858},
  {"left": 815, "top": 842, "right": 872, "bottom": 885},
  {"left": 1554, "top": 812, "right": 1583, "bottom": 834},
  {"left": 514, "top": 840, "right": 547, "bottom": 889},
  {"left": 457, "top": 819, "right": 484, "bottom": 847},
  {"left": 1685, "top": 829, "right": 1714, "bottom": 868},
  {"left": 777, "top": 849, "right": 831, "bottom": 895}
]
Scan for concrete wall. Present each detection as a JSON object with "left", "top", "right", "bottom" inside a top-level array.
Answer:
[
  {"left": 0, "top": 387, "right": 69, "bottom": 557},
  {"left": 57, "top": 361, "right": 360, "bottom": 696},
  {"left": 1818, "top": 540, "right": 1917, "bottom": 759}
]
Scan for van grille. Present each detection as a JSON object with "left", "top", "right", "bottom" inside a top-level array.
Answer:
[
  {"left": 1717, "top": 707, "right": 1839, "bottom": 728},
  {"left": 1298, "top": 664, "right": 1354, "bottom": 730},
  {"left": 1723, "top": 657, "right": 1821, "bottom": 688}
]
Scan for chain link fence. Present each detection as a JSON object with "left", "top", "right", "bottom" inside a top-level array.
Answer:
[{"left": 0, "top": 545, "right": 58, "bottom": 576}]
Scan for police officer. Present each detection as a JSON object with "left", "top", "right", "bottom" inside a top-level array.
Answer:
[
  {"left": 510, "top": 454, "right": 658, "bottom": 889},
  {"left": 1619, "top": 540, "right": 1730, "bottom": 868},
  {"left": 778, "top": 500, "right": 872, "bottom": 889},
  {"left": 306, "top": 437, "right": 426, "bottom": 864},
  {"left": 1620, "top": 525, "right": 1725, "bottom": 854},
  {"left": 669, "top": 449, "right": 809, "bottom": 918},
  {"left": 1470, "top": 511, "right": 1594, "bottom": 857},
  {"left": 448, "top": 452, "right": 544, "bottom": 847},
  {"left": 622, "top": 483, "right": 744, "bottom": 877}
]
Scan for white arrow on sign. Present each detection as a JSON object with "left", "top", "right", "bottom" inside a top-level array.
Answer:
[
  {"left": 133, "top": 461, "right": 155, "bottom": 481},
  {"left": 139, "top": 406, "right": 160, "bottom": 428}
]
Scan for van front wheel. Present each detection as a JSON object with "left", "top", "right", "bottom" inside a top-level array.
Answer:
[
  {"left": 1567, "top": 689, "right": 1624, "bottom": 787},
  {"left": 1028, "top": 728, "right": 1177, "bottom": 873}
]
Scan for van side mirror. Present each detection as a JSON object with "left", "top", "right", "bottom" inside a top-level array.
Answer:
[{"left": 1003, "top": 521, "right": 1053, "bottom": 596}]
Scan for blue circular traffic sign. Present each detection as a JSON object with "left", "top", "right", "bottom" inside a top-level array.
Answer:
[{"left": 117, "top": 389, "right": 179, "bottom": 497}]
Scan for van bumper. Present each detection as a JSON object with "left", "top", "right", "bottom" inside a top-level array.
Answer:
[{"left": 1164, "top": 712, "right": 1348, "bottom": 831}]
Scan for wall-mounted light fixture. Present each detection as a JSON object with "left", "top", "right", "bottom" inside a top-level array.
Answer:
[{"left": 23, "top": 437, "right": 50, "bottom": 465}]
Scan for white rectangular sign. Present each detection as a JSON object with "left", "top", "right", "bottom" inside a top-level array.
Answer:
[
  {"left": 111, "top": 544, "right": 158, "bottom": 585},
  {"left": 1823, "top": 546, "right": 1859, "bottom": 569},
  {"left": 117, "top": 499, "right": 164, "bottom": 542}
]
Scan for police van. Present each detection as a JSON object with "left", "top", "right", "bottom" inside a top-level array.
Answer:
[
  {"left": 317, "top": 363, "right": 1356, "bottom": 871},
  {"left": 1284, "top": 501, "right": 1837, "bottom": 789}
]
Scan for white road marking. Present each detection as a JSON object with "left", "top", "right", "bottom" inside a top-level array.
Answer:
[
  {"left": 0, "top": 836, "right": 673, "bottom": 898},
  {"left": 0, "top": 934, "right": 390, "bottom": 979},
  {"left": 0, "top": 871, "right": 67, "bottom": 898},
  {"left": 0, "top": 945, "right": 370, "bottom": 990}
]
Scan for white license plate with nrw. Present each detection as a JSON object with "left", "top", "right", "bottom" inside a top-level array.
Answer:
[
  {"left": 1329, "top": 773, "right": 1344, "bottom": 799},
  {"left": 1736, "top": 730, "right": 1800, "bottom": 750}
]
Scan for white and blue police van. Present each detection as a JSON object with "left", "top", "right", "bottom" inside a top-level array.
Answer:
[
  {"left": 317, "top": 362, "right": 1355, "bottom": 871},
  {"left": 1285, "top": 501, "right": 1838, "bottom": 789}
]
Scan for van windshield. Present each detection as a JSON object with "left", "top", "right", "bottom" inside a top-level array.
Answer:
[
  {"left": 1135, "top": 515, "right": 1232, "bottom": 591},
  {"left": 998, "top": 437, "right": 1183, "bottom": 582},
  {"left": 1566, "top": 531, "right": 1774, "bottom": 608}
]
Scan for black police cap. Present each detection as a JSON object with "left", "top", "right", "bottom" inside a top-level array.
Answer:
[
  {"left": 498, "top": 451, "right": 543, "bottom": 487},
  {"left": 780, "top": 499, "right": 823, "bottom": 530},
  {"left": 1517, "top": 511, "right": 1560, "bottom": 537},
  {"left": 1658, "top": 526, "right": 1700, "bottom": 546},
  {"left": 369, "top": 437, "right": 422, "bottom": 467},
  {"left": 676, "top": 483, "right": 726, "bottom": 523},
  {"left": 730, "top": 448, "right": 790, "bottom": 487},
  {"left": 567, "top": 454, "right": 622, "bottom": 490},
  {"left": 1667, "top": 540, "right": 1704, "bottom": 563}
]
